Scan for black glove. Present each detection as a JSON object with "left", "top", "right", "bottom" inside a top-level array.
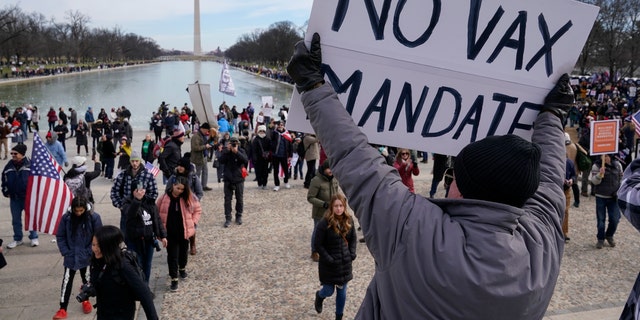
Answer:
[
  {"left": 540, "top": 73, "right": 574, "bottom": 121},
  {"left": 287, "top": 32, "right": 324, "bottom": 93},
  {"left": 322, "top": 202, "right": 329, "bottom": 209}
]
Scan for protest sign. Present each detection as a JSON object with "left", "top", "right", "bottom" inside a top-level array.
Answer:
[
  {"left": 590, "top": 119, "right": 619, "bottom": 156},
  {"left": 288, "top": 0, "right": 599, "bottom": 155}
]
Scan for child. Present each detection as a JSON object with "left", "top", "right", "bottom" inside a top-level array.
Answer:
[{"left": 53, "top": 197, "right": 103, "bottom": 319}]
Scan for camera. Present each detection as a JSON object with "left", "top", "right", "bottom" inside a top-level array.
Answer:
[
  {"left": 153, "top": 238, "right": 161, "bottom": 252},
  {"left": 76, "top": 283, "right": 96, "bottom": 302}
]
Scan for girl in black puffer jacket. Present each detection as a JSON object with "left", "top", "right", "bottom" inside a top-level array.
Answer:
[{"left": 313, "top": 194, "right": 357, "bottom": 320}]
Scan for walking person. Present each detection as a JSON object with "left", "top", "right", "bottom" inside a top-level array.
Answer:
[
  {"left": 589, "top": 153, "right": 623, "bottom": 248},
  {"left": 31, "top": 105, "right": 40, "bottom": 132},
  {"left": 75, "top": 119, "right": 89, "bottom": 155},
  {"left": 47, "top": 107, "right": 58, "bottom": 131},
  {"left": 220, "top": 136, "right": 248, "bottom": 227},
  {"left": 0, "top": 119, "right": 10, "bottom": 159},
  {"left": 307, "top": 160, "right": 340, "bottom": 262},
  {"left": 313, "top": 194, "right": 357, "bottom": 320},
  {"left": 251, "top": 125, "right": 271, "bottom": 189},
  {"left": 68, "top": 107, "right": 78, "bottom": 138},
  {"left": 270, "top": 121, "right": 292, "bottom": 191},
  {"left": 157, "top": 176, "right": 201, "bottom": 291},
  {"left": 89, "top": 226, "right": 159, "bottom": 320},
  {"left": 52, "top": 197, "right": 102, "bottom": 320},
  {"left": 191, "top": 122, "right": 214, "bottom": 191},
  {"left": 54, "top": 119, "right": 69, "bottom": 151},
  {"left": 122, "top": 177, "right": 167, "bottom": 283},
  {"left": 98, "top": 134, "right": 116, "bottom": 180},
  {"left": 2, "top": 144, "right": 39, "bottom": 248},
  {"left": 287, "top": 35, "right": 571, "bottom": 318}
]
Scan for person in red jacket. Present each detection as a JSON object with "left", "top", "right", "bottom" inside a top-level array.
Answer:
[{"left": 392, "top": 148, "right": 419, "bottom": 193}]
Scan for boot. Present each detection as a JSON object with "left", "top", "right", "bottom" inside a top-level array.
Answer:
[
  {"left": 314, "top": 291, "right": 325, "bottom": 313},
  {"left": 336, "top": 313, "right": 343, "bottom": 320},
  {"left": 189, "top": 235, "right": 197, "bottom": 255}
]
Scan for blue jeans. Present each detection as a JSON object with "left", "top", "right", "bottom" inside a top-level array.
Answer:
[
  {"left": 595, "top": 197, "right": 620, "bottom": 240},
  {"left": 128, "top": 238, "right": 155, "bottom": 283},
  {"left": 318, "top": 283, "right": 348, "bottom": 315},
  {"left": 10, "top": 197, "right": 38, "bottom": 241}
]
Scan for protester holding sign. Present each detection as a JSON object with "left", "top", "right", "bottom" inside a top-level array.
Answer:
[{"left": 287, "top": 33, "right": 570, "bottom": 319}]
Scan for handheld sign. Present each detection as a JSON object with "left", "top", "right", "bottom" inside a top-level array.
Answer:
[
  {"left": 288, "top": 0, "right": 599, "bottom": 155},
  {"left": 590, "top": 119, "right": 619, "bottom": 156},
  {"left": 188, "top": 83, "right": 217, "bottom": 125}
]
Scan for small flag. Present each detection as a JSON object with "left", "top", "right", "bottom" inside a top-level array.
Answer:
[
  {"left": 25, "top": 134, "right": 72, "bottom": 235},
  {"left": 631, "top": 111, "right": 640, "bottom": 138},
  {"left": 219, "top": 61, "right": 236, "bottom": 96},
  {"left": 145, "top": 162, "right": 160, "bottom": 177}
]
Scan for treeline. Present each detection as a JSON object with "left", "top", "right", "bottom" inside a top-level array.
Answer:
[
  {"left": 0, "top": 5, "right": 161, "bottom": 64},
  {"left": 224, "top": 21, "right": 302, "bottom": 67}
]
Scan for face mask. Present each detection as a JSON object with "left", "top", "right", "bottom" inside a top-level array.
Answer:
[{"left": 258, "top": 132, "right": 266, "bottom": 138}]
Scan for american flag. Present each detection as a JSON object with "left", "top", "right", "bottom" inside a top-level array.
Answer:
[
  {"left": 25, "top": 134, "right": 72, "bottom": 235},
  {"left": 145, "top": 162, "right": 160, "bottom": 177},
  {"left": 631, "top": 110, "right": 640, "bottom": 137}
]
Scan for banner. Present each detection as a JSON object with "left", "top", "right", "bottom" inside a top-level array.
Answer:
[
  {"left": 187, "top": 82, "right": 217, "bottom": 125},
  {"left": 288, "top": 0, "right": 599, "bottom": 155},
  {"left": 219, "top": 61, "right": 236, "bottom": 97}
]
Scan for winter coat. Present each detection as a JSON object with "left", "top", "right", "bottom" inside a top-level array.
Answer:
[
  {"left": 303, "top": 134, "right": 319, "bottom": 161},
  {"left": 64, "top": 162, "right": 101, "bottom": 203},
  {"left": 314, "top": 218, "right": 357, "bottom": 285},
  {"left": 190, "top": 130, "right": 208, "bottom": 166},
  {"left": 307, "top": 172, "right": 340, "bottom": 220},
  {"left": 393, "top": 159, "right": 420, "bottom": 193},
  {"left": 75, "top": 122, "right": 89, "bottom": 146},
  {"left": 56, "top": 205, "right": 102, "bottom": 270},
  {"left": 157, "top": 193, "right": 201, "bottom": 240},
  {"left": 90, "top": 253, "right": 158, "bottom": 320},
  {"left": 219, "top": 146, "right": 248, "bottom": 184},
  {"left": 590, "top": 159, "right": 623, "bottom": 198},
  {"left": 301, "top": 83, "right": 565, "bottom": 319},
  {"left": 47, "top": 109, "right": 58, "bottom": 123},
  {"left": 2, "top": 158, "right": 30, "bottom": 199},
  {"left": 158, "top": 139, "right": 182, "bottom": 178}
]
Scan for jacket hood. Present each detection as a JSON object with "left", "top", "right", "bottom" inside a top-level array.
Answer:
[{"left": 430, "top": 198, "right": 524, "bottom": 233}]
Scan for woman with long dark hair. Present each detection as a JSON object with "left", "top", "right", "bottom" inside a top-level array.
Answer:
[{"left": 89, "top": 225, "right": 158, "bottom": 320}]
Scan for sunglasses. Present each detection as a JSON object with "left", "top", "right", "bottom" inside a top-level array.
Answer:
[
  {"left": 401, "top": 152, "right": 410, "bottom": 155},
  {"left": 10, "top": 152, "right": 18, "bottom": 155}
]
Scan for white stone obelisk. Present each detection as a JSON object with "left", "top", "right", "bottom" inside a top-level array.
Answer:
[{"left": 194, "top": 0, "right": 202, "bottom": 55}]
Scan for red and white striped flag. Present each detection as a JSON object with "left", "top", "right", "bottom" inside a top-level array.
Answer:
[
  {"left": 145, "top": 161, "right": 160, "bottom": 177},
  {"left": 25, "top": 134, "right": 72, "bottom": 235}
]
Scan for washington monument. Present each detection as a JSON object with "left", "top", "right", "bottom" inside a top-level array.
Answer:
[{"left": 194, "top": 0, "right": 202, "bottom": 55}]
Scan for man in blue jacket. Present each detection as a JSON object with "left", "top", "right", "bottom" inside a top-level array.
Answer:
[
  {"left": 287, "top": 33, "right": 570, "bottom": 319},
  {"left": 2, "top": 144, "right": 39, "bottom": 248}
]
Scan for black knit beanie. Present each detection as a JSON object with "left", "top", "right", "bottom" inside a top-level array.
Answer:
[{"left": 454, "top": 134, "right": 541, "bottom": 207}]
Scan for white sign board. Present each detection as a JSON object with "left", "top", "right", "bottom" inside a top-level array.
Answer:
[
  {"left": 261, "top": 96, "right": 274, "bottom": 118},
  {"left": 187, "top": 83, "right": 217, "bottom": 125},
  {"left": 288, "top": 0, "right": 599, "bottom": 155}
]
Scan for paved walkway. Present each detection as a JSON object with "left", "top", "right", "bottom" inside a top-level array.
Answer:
[{"left": 0, "top": 129, "right": 636, "bottom": 319}]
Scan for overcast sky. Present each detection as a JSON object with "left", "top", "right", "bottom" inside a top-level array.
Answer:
[{"left": 8, "top": 0, "right": 313, "bottom": 52}]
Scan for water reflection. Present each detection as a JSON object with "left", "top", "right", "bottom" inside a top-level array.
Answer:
[{"left": 0, "top": 61, "right": 293, "bottom": 130}]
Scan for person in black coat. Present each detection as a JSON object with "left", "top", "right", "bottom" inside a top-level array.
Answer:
[
  {"left": 219, "top": 136, "right": 248, "bottom": 228},
  {"left": 89, "top": 225, "right": 158, "bottom": 320},
  {"left": 159, "top": 132, "right": 185, "bottom": 183},
  {"left": 313, "top": 194, "right": 357, "bottom": 320}
]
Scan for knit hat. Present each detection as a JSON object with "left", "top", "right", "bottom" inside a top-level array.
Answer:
[
  {"left": 454, "top": 134, "right": 541, "bottom": 207},
  {"left": 564, "top": 132, "right": 571, "bottom": 145},
  {"left": 71, "top": 156, "right": 86, "bottom": 167},
  {"left": 177, "top": 156, "right": 191, "bottom": 169},
  {"left": 321, "top": 159, "right": 331, "bottom": 171},
  {"left": 12, "top": 144, "right": 27, "bottom": 156},
  {"left": 130, "top": 151, "right": 142, "bottom": 162},
  {"left": 257, "top": 125, "right": 267, "bottom": 132}
]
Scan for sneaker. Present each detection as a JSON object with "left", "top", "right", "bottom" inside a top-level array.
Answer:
[
  {"left": 82, "top": 300, "right": 93, "bottom": 314},
  {"left": 53, "top": 308, "right": 68, "bottom": 319},
  {"left": 273, "top": 186, "right": 280, "bottom": 191},
  {"left": 224, "top": 220, "right": 231, "bottom": 228},
  {"left": 596, "top": 240, "right": 604, "bottom": 249},
  {"left": 235, "top": 216, "right": 243, "bottom": 225},
  {"left": 606, "top": 237, "right": 616, "bottom": 247},
  {"left": 285, "top": 183, "right": 291, "bottom": 189},
  {"left": 262, "top": 185, "right": 267, "bottom": 190},
  {"left": 203, "top": 186, "right": 213, "bottom": 191},
  {"left": 573, "top": 202, "right": 579, "bottom": 208},
  {"left": 7, "top": 240, "right": 23, "bottom": 249},
  {"left": 179, "top": 269, "right": 188, "bottom": 279},
  {"left": 31, "top": 238, "right": 39, "bottom": 247},
  {"left": 170, "top": 279, "right": 178, "bottom": 291}
]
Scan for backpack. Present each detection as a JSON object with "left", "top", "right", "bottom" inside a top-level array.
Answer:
[
  {"left": 153, "top": 136, "right": 171, "bottom": 159},
  {"left": 575, "top": 143, "right": 592, "bottom": 172},
  {"left": 65, "top": 174, "right": 90, "bottom": 201},
  {"left": 112, "top": 249, "right": 146, "bottom": 298}
]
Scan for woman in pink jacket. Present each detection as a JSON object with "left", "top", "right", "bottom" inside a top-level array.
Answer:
[
  {"left": 392, "top": 148, "right": 420, "bottom": 193},
  {"left": 157, "top": 176, "right": 201, "bottom": 292}
]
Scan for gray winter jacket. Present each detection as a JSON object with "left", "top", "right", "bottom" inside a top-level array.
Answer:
[{"left": 301, "top": 83, "right": 565, "bottom": 319}]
